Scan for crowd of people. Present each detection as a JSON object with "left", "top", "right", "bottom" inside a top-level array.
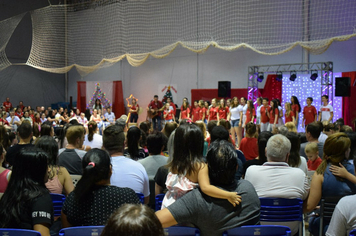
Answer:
[{"left": 0, "top": 95, "right": 355, "bottom": 236}]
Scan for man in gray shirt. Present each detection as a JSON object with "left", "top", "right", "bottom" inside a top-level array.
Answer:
[{"left": 155, "top": 140, "right": 260, "bottom": 236}]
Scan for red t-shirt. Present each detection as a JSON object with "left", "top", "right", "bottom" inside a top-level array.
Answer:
[
  {"left": 260, "top": 106, "right": 270, "bottom": 123},
  {"left": 15, "top": 112, "right": 23, "bottom": 118},
  {"left": 180, "top": 108, "right": 190, "bottom": 120},
  {"left": 164, "top": 109, "right": 174, "bottom": 120},
  {"left": 284, "top": 111, "right": 295, "bottom": 123},
  {"left": 0, "top": 118, "right": 9, "bottom": 126},
  {"left": 131, "top": 104, "right": 139, "bottom": 114},
  {"left": 307, "top": 157, "right": 322, "bottom": 171},
  {"left": 209, "top": 106, "right": 218, "bottom": 121},
  {"left": 148, "top": 100, "right": 163, "bottom": 116},
  {"left": 291, "top": 104, "right": 299, "bottom": 118},
  {"left": 192, "top": 107, "right": 200, "bottom": 122},
  {"left": 3, "top": 102, "right": 12, "bottom": 112},
  {"left": 269, "top": 108, "right": 279, "bottom": 124},
  {"left": 239, "top": 137, "right": 258, "bottom": 161},
  {"left": 169, "top": 102, "right": 176, "bottom": 115},
  {"left": 245, "top": 109, "right": 256, "bottom": 123},
  {"left": 218, "top": 107, "right": 229, "bottom": 120},
  {"left": 199, "top": 107, "right": 206, "bottom": 120},
  {"left": 303, "top": 105, "right": 317, "bottom": 126}
]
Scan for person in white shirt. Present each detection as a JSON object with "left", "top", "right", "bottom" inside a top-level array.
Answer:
[
  {"left": 6, "top": 109, "right": 21, "bottom": 130},
  {"left": 83, "top": 121, "right": 103, "bottom": 149},
  {"left": 318, "top": 95, "right": 333, "bottom": 123},
  {"left": 245, "top": 134, "right": 309, "bottom": 235},
  {"left": 77, "top": 113, "right": 88, "bottom": 127}
]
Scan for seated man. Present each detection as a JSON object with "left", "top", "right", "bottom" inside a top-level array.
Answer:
[
  {"left": 156, "top": 140, "right": 260, "bottom": 236},
  {"left": 245, "top": 134, "right": 309, "bottom": 235},
  {"left": 300, "top": 122, "right": 324, "bottom": 158},
  {"left": 138, "top": 131, "right": 168, "bottom": 179},
  {"left": 58, "top": 125, "right": 86, "bottom": 175},
  {"left": 103, "top": 124, "right": 150, "bottom": 204}
]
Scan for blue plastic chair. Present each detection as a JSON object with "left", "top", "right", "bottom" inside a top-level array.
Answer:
[
  {"left": 0, "top": 229, "right": 41, "bottom": 236},
  {"left": 155, "top": 193, "right": 165, "bottom": 211},
  {"left": 59, "top": 226, "right": 104, "bottom": 236},
  {"left": 136, "top": 192, "right": 145, "bottom": 204},
  {"left": 349, "top": 228, "right": 356, "bottom": 236},
  {"left": 164, "top": 226, "right": 200, "bottom": 236},
  {"left": 50, "top": 193, "right": 66, "bottom": 217},
  {"left": 259, "top": 198, "right": 303, "bottom": 236},
  {"left": 222, "top": 225, "right": 291, "bottom": 236}
]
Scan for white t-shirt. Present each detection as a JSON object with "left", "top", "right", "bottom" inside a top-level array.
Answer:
[
  {"left": 256, "top": 105, "right": 263, "bottom": 118},
  {"left": 111, "top": 155, "right": 150, "bottom": 197},
  {"left": 230, "top": 105, "right": 243, "bottom": 120},
  {"left": 242, "top": 104, "right": 248, "bottom": 115},
  {"left": 319, "top": 104, "right": 333, "bottom": 122},
  {"left": 83, "top": 133, "right": 103, "bottom": 149}
]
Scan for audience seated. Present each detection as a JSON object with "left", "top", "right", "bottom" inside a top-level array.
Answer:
[
  {"left": 0, "top": 147, "right": 53, "bottom": 236},
  {"left": 156, "top": 139, "right": 260, "bottom": 235},
  {"left": 102, "top": 204, "right": 164, "bottom": 236},
  {"left": 5, "top": 122, "right": 33, "bottom": 166},
  {"left": 103, "top": 124, "right": 150, "bottom": 204},
  {"left": 305, "top": 132, "right": 356, "bottom": 236},
  {"left": 245, "top": 134, "right": 309, "bottom": 235},
  {"left": 124, "top": 126, "right": 148, "bottom": 160},
  {"left": 61, "top": 149, "right": 140, "bottom": 227},
  {"left": 239, "top": 122, "right": 258, "bottom": 161},
  {"left": 0, "top": 144, "right": 11, "bottom": 193},
  {"left": 58, "top": 125, "right": 86, "bottom": 175},
  {"left": 138, "top": 131, "right": 168, "bottom": 179},
  {"left": 299, "top": 122, "right": 324, "bottom": 158},
  {"left": 35, "top": 136, "right": 74, "bottom": 195},
  {"left": 285, "top": 131, "right": 308, "bottom": 174},
  {"left": 83, "top": 121, "right": 102, "bottom": 149}
]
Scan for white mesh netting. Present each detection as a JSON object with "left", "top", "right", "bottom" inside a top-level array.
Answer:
[{"left": 1, "top": 0, "right": 356, "bottom": 76}]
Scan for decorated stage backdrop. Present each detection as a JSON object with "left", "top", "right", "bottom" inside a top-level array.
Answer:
[{"left": 77, "top": 81, "right": 125, "bottom": 117}]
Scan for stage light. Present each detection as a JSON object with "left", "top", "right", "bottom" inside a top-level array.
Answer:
[
  {"left": 310, "top": 71, "right": 318, "bottom": 81},
  {"left": 276, "top": 71, "right": 283, "bottom": 82},
  {"left": 289, "top": 71, "right": 297, "bottom": 81},
  {"left": 257, "top": 72, "right": 264, "bottom": 82}
]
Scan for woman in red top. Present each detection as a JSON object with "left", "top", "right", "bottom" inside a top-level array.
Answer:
[
  {"left": 129, "top": 98, "right": 139, "bottom": 123},
  {"left": 191, "top": 101, "right": 200, "bottom": 122},
  {"left": 198, "top": 100, "right": 206, "bottom": 121},
  {"left": 208, "top": 98, "right": 218, "bottom": 122},
  {"left": 217, "top": 98, "right": 230, "bottom": 122},
  {"left": 291, "top": 96, "right": 301, "bottom": 126},
  {"left": 204, "top": 101, "right": 210, "bottom": 124},
  {"left": 243, "top": 100, "right": 255, "bottom": 128},
  {"left": 179, "top": 100, "right": 190, "bottom": 120},
  {"left": 284, "top": 102, "right": 295, "bottom": 123},
  {"left": 267, "top": 99, "right": 279, "bottom": 132},
  {"left": 0, "top": 112, "right": 9, "bottom": 127}
]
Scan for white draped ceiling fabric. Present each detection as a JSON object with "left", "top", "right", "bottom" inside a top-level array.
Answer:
[{"left": 0, "top": 0, "right": 356, "bottom": 76}]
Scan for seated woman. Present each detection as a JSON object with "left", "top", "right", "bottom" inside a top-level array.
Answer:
[
  {"left": 0, "top": 147, "right": 53, "bottom": 236},
  {"left": 124, "top": 126, "right": 148, "bottom": 160},
  {"left": 35, "top": 136, "right": 74, "bottom": 195},
  {"left": 83, "top": 121, "right": 103, "bottom": 149},
  {"left": 305, "top": 132, "right": 356, "bottom": 236},
  {"left": 61, "top": 148, "right": 141, "bottom": 227},
  {"left": 101, "top": 204, "right": 164, "bottom": 236}
]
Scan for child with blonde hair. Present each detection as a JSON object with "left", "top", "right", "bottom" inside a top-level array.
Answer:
[{"left": 305, "top": 142, "right": 322, "bottom": 170}]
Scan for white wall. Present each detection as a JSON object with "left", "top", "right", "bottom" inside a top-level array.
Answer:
[{"left": 68, "top": 38, "right": 356, "bottom": 122}]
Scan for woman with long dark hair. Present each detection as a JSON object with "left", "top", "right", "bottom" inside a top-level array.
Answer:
[
  {"left": 285, "top": 132, "right": 307, "bottom": 174},
  {"left": 0, "top": 147, "right": 53, "bottom": 236},
  {"left": 61, "top": 149, "right": 140, "bottom": 227},
  {"left": 83, "top": 121, "right": 102, "bottom": 149},
  {"left": 124, "top": 126, "right": 148, "bottom": 160},
  {"left": 267, "top": 99, "right": 279, "bottom": 132},
  {"left": 291, "top": 96, "right": 301, "bottom": 127}
]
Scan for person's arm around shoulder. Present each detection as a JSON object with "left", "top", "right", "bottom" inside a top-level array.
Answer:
[
  {"left": 329, "top": 163, "right": 356, "bottom": 184},
  {"left": 303, "top": 172, "right": 323, "bottom": 213},
  {"left": 197, "top": 163, "right": 241, "bottom": 206},
  {"left": 59, "top": 167, "right": 75, "bottom": 195}
]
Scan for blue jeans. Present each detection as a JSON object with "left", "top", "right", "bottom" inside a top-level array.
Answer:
[{"left": 152, "top": 115, "right": 162, "bottom": 131}]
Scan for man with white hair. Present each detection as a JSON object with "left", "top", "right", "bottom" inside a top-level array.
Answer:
[{"left": 245, "top": 134, "right": 309, "bottom": 235}]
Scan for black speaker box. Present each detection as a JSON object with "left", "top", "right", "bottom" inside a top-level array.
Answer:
[
  {"left": 335, "top": 77, "right": 351, "bottom": 97},
  {"left": 218, "top": 81, "right": 231, "bottom": 97}
]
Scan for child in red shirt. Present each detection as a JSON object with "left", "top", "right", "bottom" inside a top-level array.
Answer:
[
  {"left": 284, "top": 102, "right": 295, "bottom": 123},
  {"left": 163, "top": 103, "right": 175, "bottom": 123},
  {"left": 303, "top": 97, "right": 317, "bottom": 128},
  {"left": 305, "top": 142, "right": 322, "bottom": 170},
  {"left": 239, "top": 122, "right": 258, "bottom": 161},
  {"left": 191, "top": 101, "right": 200, "bottom": 122}
]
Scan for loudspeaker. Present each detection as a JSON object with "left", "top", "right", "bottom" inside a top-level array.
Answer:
[
  {"left": 218, "top": 81, "right": 231, "bottom": 97},
  {"left": 335, "top": 77, "right": 351, "bottom": 97}
]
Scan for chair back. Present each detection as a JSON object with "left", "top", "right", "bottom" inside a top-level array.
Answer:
[
  {"left": 70, "top": 175, "right": 82, "bottom": 187},
  {"left": 164, "top": 226, "right": 200, "bottom": 236},
  {"left": 222, "top": 225, "right": 292, "bottom": 236},
  {"left": 349, "top": 228, "right": 356, "bottom": 236},
  {"left": 0, "top": 229, "right": 41, "bottom": 236},
  {"left": 155, "top": 193, "right": 165, "bottom": 211},
  {"left": 319, "top": 196, "right": 344, "bottom": 236},
  {"left": 136, "top": 192, "right": 145, "bottom": 204},
  {"left": 50, "top": 193, "right": 66, "bottom": 217},
  {"left": 59, "top": 226, "right": 104, "bottom": 236}
]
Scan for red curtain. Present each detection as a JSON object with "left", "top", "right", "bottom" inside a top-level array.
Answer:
[
  {"left": 113, "top": 81, "right": 125, "bottom": 117},
  {"left": 77, "top": 81, "right": 86, "bottom": 112},
  {"left": 341, "top": 72, "right": 356, "bottom": 129},
  {"left": 260, "top": 74, "right": 282, "bottom": 102}
]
